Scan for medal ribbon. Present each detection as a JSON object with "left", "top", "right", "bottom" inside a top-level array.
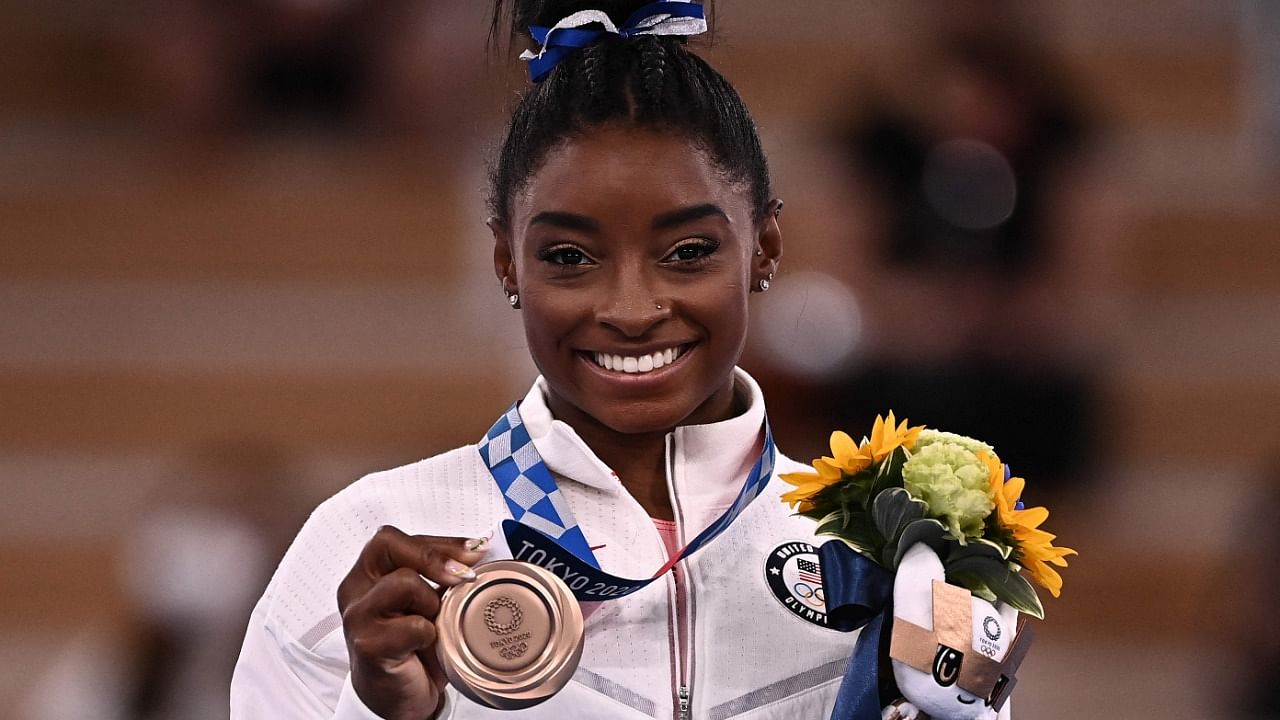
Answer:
[
  {"left": 478, "top": 403, "right": 775, "bottom": 601},
  {"left": 819, "top": 540, "right": 895, "bottom": 720}
]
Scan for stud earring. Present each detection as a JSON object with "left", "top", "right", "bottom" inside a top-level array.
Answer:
[
  {"left": 508, "top": 293, "right": 520, "bottom": 309},
  {"left": 756, "top": 249, "right": 763, "bottom": 256}
]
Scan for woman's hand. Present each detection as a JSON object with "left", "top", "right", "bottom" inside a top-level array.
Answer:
[{"left": 337, "top": 526, "right": 488, "bottom": 720}]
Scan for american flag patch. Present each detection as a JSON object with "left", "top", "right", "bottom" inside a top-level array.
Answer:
[{"left": 796, "top": 558, "right": 822, "bottom": 585}]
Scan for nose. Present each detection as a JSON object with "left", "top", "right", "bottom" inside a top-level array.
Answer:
[{"left": 595, "top": 266, "right": 670, "bottom": 338}]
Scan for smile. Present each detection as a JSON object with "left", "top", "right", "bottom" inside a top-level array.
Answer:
[{"left": 589, "top": 345, "right": 688, "bottom": 374}]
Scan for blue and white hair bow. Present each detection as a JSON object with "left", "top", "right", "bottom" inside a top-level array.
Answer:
[{"left": 520, "top": 1, "right": 707, "bottom": 82}]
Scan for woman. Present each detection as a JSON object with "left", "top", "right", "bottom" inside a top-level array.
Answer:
[{"left": 231, "top": 1, "right": 860, "bottom": 717}]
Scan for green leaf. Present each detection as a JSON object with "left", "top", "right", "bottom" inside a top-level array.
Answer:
[
  {"left": 947, "top": 572, "right": 999, "bottom": 603},
  {"left": 972, "top": 537, "right": 1014, "bottom": 560},
  {"left": 945, "top": 555, "right": 1045, "bottom": 619},
  {"left": 818, "top": 509, "right": 882, "bottom": 556},
  {"left": 892, "top": 518, "right": 948, "bottom": 568},
  {"left": 830, "top": 473, "right": 875, "bottom": 508},
  {"left": 795, "top": 503, "right": 821, "bottom": 519},
  {"left": 868, "top": 448, "right": 907, "bottom": 498},
  {"left": 871, "top": 488, "right": 927, "bottom": 543},
  {"left": 947, "top": 538, "right": 1009, "bottom": 564}
]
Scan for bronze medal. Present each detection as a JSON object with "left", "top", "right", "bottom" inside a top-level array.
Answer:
[{"left": 435, "top": 560, "right": 584, "bottom": 709}]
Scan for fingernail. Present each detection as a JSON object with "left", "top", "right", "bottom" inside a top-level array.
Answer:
[
  {"left": 465, "top": 536, "right": 489, "bottom": 552},
  {"left": 445, "top": 559, "right": 476, "bottom": 581}
]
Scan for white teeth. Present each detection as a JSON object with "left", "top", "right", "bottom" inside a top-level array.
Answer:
[{"left": 590, "top": 346, "right": 685, "bottom": 374}]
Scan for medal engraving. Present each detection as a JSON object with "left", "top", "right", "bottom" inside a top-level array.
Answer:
[
  {"left": 436, "top": 560, "right": 584, "bottom": 710},
  {"left": 484, "top": 597, "right": 523, "bottom": 634}
]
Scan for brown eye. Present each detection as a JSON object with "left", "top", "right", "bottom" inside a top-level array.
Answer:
[
  {"left": 663, "top": 239, "right": 719, "bottom": 263},
  {"left": 539, "top": 246, "right": 592, "bottom": 266}
]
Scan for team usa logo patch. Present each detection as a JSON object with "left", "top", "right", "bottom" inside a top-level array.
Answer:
[{"left": 765, "top": 541, "right": 831, "bottom": 628}]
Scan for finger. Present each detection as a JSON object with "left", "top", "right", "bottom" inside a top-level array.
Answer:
[
  {"left": 347, "top": 613, "right": 439, "bottom": 667},
  {"left": 338, "top": 526, "right": 489, "bottom": 607},
  {"left": 354, "top": 566, "right": 443, "bottom": 620},
  {"left": 419, "top": 645, "right": 448, "bottom": 690},
  {"left": 342, "top": 569, "right": 442, "bottom": 662}
]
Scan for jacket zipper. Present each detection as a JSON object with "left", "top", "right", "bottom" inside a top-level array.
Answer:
[{"left": 666, "top": 434, "right": 695, "bottom": 720}]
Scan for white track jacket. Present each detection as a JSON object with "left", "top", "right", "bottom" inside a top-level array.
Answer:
[{"left": 232, "top": 370, "right": 868, "bottom": 719}]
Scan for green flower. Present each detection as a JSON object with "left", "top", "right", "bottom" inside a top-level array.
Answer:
[
  {"left": 912, "top": 429, "right": 994, "bottom": 458},
  {"left": 901, "top": 440, "right": 994, "bottom": 542}
]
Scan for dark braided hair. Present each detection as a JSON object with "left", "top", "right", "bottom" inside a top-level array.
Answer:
[{"left": 488, "top": 0, "right": 772, "bottom": 227}]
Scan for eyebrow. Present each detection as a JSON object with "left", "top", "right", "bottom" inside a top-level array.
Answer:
[
  {"left": 528, "top": 211, "right": 601, "bottom": 233},
  {"left": 527, "top": 203, "right": 729, "bottom": 234},
  {"left": 651, "top": 203, "right": 729, "bottom": 230}
]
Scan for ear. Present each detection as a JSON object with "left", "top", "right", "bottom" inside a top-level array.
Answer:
[
  {"left": 489, "top": 216, "right": 517, "bottom": 295},
  {"left": 894, "top": 542, "right": 945, "bottom": 630},
  {"left": 751, "top": 198, "right": 784, "bottom": 285}
]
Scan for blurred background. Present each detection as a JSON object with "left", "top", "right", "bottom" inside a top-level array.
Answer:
[{"left": 1, "top": 1, "right": 1277, "bottom": 718}]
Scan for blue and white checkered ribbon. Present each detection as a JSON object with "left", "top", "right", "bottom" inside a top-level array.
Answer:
[
  {"left": 519, "top": 1, "right": 707, "bottom": 82},
  {"left": 479, "top": 402, "right": 775, "bottom": 601}
]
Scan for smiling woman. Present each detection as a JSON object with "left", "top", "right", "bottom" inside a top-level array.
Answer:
[
  {"left": 228, "top": 2, "right": 991, "bottom": 719},
  {"left": 494, "top": 127, "right": 779, "bottom": 516}
]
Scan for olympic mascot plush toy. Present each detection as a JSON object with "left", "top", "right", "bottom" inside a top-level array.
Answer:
[{"left": 881, "top": 544, "right": 1031, "bottom": 720}]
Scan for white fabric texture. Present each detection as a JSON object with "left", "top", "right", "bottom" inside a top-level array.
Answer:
[{"left": 232, "top": 369, "right": 866, "bottom": 719}]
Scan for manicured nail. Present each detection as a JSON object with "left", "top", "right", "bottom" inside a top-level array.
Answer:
[
  {"left": 465, "top": 536, "right": 489, "bottom": 552},
  {"left": 445, "top": 559, "right": 476, "bottom": 581}
]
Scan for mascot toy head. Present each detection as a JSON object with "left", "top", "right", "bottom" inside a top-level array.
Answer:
[{"left": 889, "top": 543, "right": 1033, "bottom": 720}]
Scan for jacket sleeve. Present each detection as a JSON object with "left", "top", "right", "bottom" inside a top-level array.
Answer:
[
  {"left": 230, "top": 489, "right": 368, "bottom": 719},
  {"left": 231, "top": 588, "right": 458, "bottom": 720},
  {"left": 230, "top": 591, "right": 357, "bottom": 719}
]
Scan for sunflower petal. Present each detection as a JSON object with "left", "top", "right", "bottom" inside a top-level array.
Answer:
[
  {"left": 779, "top": 470, "right": 819, "bottom": 488},
  {"left": 830, "top": 431, "right": 859, "bottom": 462}
]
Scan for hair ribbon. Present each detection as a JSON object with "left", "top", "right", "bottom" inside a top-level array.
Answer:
[{"left": 521, "top": 1, "right": 707, "bottom": 82}]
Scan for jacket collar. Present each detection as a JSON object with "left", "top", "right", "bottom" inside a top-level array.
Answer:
[{"left": 517, "top": 368, "right": 767, "bottom": 506}]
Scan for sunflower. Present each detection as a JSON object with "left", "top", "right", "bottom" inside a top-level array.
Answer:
[
  {"left": 779, "top": 431, "right": 871, "bottom": 511},
  {"left": 982, "top": 452, "right": 1077, "bottom": 597}
]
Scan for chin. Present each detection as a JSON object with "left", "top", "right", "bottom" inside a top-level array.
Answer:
[{"left": 585, "top": 399, "right": 695, "bottom": 435}]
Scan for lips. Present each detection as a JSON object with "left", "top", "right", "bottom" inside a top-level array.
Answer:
[{"left": 586, "top": 344, "right": 690, "bottom": 375}]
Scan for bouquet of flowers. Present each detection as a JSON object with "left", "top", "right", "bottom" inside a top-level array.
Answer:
[{"left": 780, "top": 412, "right": 1074, "bottom": 618}]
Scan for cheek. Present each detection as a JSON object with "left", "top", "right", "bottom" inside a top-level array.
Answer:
[
  {"left": 693, "top": 284, "right": 750, "bottom": 341},
  {"left": 519, "top": 292, "right": 590, "bottom": 352}
]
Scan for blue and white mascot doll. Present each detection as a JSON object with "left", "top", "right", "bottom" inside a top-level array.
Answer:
[{"left": 881, "top": 544, "right": 1031, "bottom": 720}]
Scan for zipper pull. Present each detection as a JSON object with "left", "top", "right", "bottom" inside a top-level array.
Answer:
[{"left": 678, "top": 685, "right": 690, "bottom": 720}]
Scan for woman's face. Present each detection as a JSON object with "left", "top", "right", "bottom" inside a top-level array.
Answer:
[{"left": 492, "top": 126, "right": 781, "bottom": 436}]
